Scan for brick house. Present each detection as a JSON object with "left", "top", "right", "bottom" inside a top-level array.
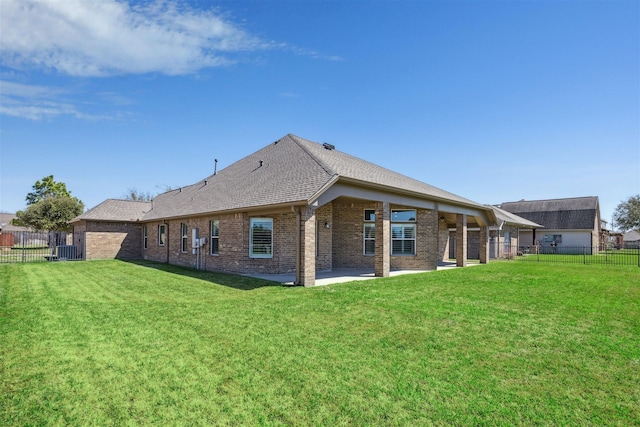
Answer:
[
  {"left": 71, "top": 134, "right": 498, "bottom": 286},
  {"left": 498, "top": 196, "right": 601, "bottom": 254}
]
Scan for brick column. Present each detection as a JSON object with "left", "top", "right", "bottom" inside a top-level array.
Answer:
[
  {"left": 298, "top": 206, "right": 316, "bottom": 287},
  {"left": 374, "top": 201, "right": 390, "bottom": 277},
  {"left": 456, "top": 214, "right": 467, "bottom": 267},
  {"left": 479, "top": 226, "right": 489, "bottom": 264}
]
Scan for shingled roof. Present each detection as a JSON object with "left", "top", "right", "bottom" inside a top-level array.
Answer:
[
  {"left": 499, "top": 197, "right": 599, "bottom": 230},
  {"left": 142, "top": 134, "right": 490, "bottom": 221},
  {"left": 73, "top": 134, "right": 494, "bottom": 223},
  {"left": 489, "top": 205, "right": 543, "bottom": 228},
  {"left": 72, "top": 199, "right": 152, "bottom": 223}
]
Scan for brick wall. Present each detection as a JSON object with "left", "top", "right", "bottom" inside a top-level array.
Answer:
[
  {"left": 142, "top": 211, "right": 300, "bottom": 274},
  {"left": 389, "top": 206, "right": 438, "bottom": 270},
  {"left": 332, "top": 200, "right": 376, "bottom": 269},
  {"left": 331, "top": 200, "right": 439, "bottom": 271},
  {"left": 315, "top": 204, "right": 333, "bottom": 271},
  {"left": 84, "top": 221, "right": 143, "bottom": 259}
]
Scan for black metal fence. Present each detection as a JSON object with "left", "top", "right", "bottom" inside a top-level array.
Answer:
[
  {"left": 0, "top": 231, "right": 81, "bottom": 263},
  {"left": 497, "top": 244, "right": 640, "bottom": 266}
]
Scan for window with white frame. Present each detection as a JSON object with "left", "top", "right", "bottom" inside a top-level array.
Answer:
[
  {"left": 143, "top": 225, "right": 148, "bottom": 249},
  {"left": 364, "top": 209, "right": 376, "bottom": 255},
  {"left": 250, "top": 218, "right": 273, "bottom": 258},
  {"left": 391, "top": 209, "right": 416, "bottom": 255},
  {"left": 181, "top": 223, "right": 188, "bottom": 253},
  {"left": 210, "top": 220, "right": 219, "bottom": 255},
  {"left": 158, "top": 224, "right": 166, "bottom": 246}
]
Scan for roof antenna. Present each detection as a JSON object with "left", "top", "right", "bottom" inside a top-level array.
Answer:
[{"left": 214, "top": 159, "right": 218, "bottom": 175}]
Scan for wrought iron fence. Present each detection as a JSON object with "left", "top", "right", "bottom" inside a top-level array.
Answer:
[
  {"left": 0, "top": 231, "right": 80, "bottom": 263},
  {"left": 498, "top": 244, "right": 640, "bottom": 266}
]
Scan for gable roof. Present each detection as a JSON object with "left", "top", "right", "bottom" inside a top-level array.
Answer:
[
  {"left": 0, "top": 213, "right": 29, "bottom": 232},
  {"left": 499, "top": 196, "right": 599, "bottom": 230},
  {"left": 142, "top": 134, "right": 491, "bottom": 221},
  {"left": 489, "top": 205, "right": 543, "bottom": 228},
  {"left": 72, "top": 199, "right": 152, "bottom": 223}
]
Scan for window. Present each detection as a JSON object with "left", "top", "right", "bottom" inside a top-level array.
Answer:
[
  {"left": 143, "top": 225, "right": 148, "bottom": 249},
  {"left": 364, "top": 209, "right": 376, "bottom": 222},
  {"left": 250, "top": 218, "right": 273, "bottom": 258},
  {"left": 392, "top": 210, "right": 416, "bottom": 222},
  {"left": 364, "top": 223, "right": 375, "bottom": 255},
  {"left": 210, "top": 220, "right": 219, "bottom": 255},
  {"left": 363, "top": 209, "right": 376, "bottom": 255},
  {"left": 391, "top": 209, "right": 416, "bottom": 255},
  {"left": 158, "top": 224, "right": 166, "bottom": 246},
  {"left": 181, "top": 223, "right": 188, "bottom": 253},
  {"left": 544, "top": 234, "right": 562, "bottom": 244}
]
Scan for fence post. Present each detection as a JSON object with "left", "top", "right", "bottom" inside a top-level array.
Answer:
[
  {"left": 21, "top": 232, "right": 26, "bottom": 263},
  {"left": 583, "top": 246, "right": 586, "bottom": 265}
]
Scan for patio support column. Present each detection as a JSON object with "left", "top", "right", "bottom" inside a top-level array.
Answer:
[
  {"left": 375, "top": 201, "right": 390, "bottom": 277},
  {"left": 297, "top": 206, "right": 316, "bottom": 287},
  {"left": 456, "top": 214, "right": 468, "bottom": 267},
  {"left": 479, "top": 226, "right": 489, "bottom": 264}
]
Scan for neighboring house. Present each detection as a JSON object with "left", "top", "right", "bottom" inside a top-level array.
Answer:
[
  {"left": 488, "top": 205, "right": 543, "bottom": 258},
  {"left": 0, "top": 213, "right": 29, "bottom": 233},
  {"left": 498, "top": 196, "right": 601, "bottom": 254},
  {"left": 72, "top": 134, "right": 498, "bottom": 286},
  {"left": 446, "top": 206, "right": 541, "bottom": 260},
  {"left": 0, "top": 213, "right": 30, "bottom": 247},
  {"left": 623, "top": 230, "right": 640, "bottom": 249}
]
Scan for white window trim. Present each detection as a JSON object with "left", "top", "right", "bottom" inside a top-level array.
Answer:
[
  {"left": 391, "top": 209, "right": 417, "bottom": 256},
  {"left": 143, "top": 225, "right": 148, "bottom": 250},
  {"left": 210, "top": 220, "right": 219, "bottom": 256},
  {"left": 364, "top": 209, "right": 376, "bottom": 222},
  {"left": 158, "top": 224, "right": 166, "bottom": 247},
  {"left": 180, "top": 223, "right": 188, "bottom": 253},
  {"left": 364, "top": 223, "right": 375, "bottom": 256},
  {"left": 250, "top": 218, "right": 273, "bottom": 259}
]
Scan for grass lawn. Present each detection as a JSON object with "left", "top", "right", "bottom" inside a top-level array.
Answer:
[{"left": 1, "top": 260, "right": 638, "bottom": 426}]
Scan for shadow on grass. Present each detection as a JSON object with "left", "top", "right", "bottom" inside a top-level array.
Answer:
[{"left": 121, "top": 259, "right": 282, "bottom": 291}]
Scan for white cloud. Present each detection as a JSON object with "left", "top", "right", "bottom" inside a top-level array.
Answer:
[
  {"left": 0, "top": 80, "right": 125, "bottom": 120},
  {"left": 0, "top": 0, "right": 267, "bottom": 77}
]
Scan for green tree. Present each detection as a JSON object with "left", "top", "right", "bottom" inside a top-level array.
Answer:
[
  {"left": 12, "top": 176, "right": 84, "bottom": 232},
  {"left": 612, "top": 194, "right": 640, "bottom": 232},
  {"left": 25, "top": 175, "right": 71, "bottom": 205}
]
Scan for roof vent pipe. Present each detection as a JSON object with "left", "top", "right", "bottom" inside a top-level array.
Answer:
[
  {"left": 259, "top": 160, "right": 263, "bottom": 167},
  {"left": 323, "top": 142, "right": 335, "bottom": 150},
  {"left": 214, "top": 159, "right": 218, "bottom": 175}
]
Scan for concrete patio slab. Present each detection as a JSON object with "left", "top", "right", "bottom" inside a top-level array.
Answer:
[{"left": 245, "top": 261, "right": 480, "bottom": 286}]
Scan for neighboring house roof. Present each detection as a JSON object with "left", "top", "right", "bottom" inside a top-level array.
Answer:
[
  {"left": 72, "top": 199, "right": 152, "bottom": 223},
  {"left": 623, "top": 230, "right": 640, "bottom": 242},
  {"left": 141, "top": 134, "right": 492, "bottom": 222},
  {"left": 499, "top": 196, "right": 599, "bottom": 230},
  {"left": 489, "top": 205, "right": 543, "bottom": 229},
  {"left": 0, "top": 213, "right": 29, "bottom": 232}
]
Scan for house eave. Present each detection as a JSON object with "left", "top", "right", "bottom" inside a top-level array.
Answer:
[{"left": 139, "top": 200, "right": 310, "bottom": 223}]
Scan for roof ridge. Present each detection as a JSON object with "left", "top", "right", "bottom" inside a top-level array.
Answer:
[{"left": 287, "top": 134, "right": 337, "bottom": 177}]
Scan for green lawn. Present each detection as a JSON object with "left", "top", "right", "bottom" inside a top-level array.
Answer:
[{"left": 1, "top": 260, "right": 638, "bottom": 426}]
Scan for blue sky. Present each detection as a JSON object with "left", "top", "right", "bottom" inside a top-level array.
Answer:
[{"left": 1, "top": 0, "right": 638, "bottom": 228}]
